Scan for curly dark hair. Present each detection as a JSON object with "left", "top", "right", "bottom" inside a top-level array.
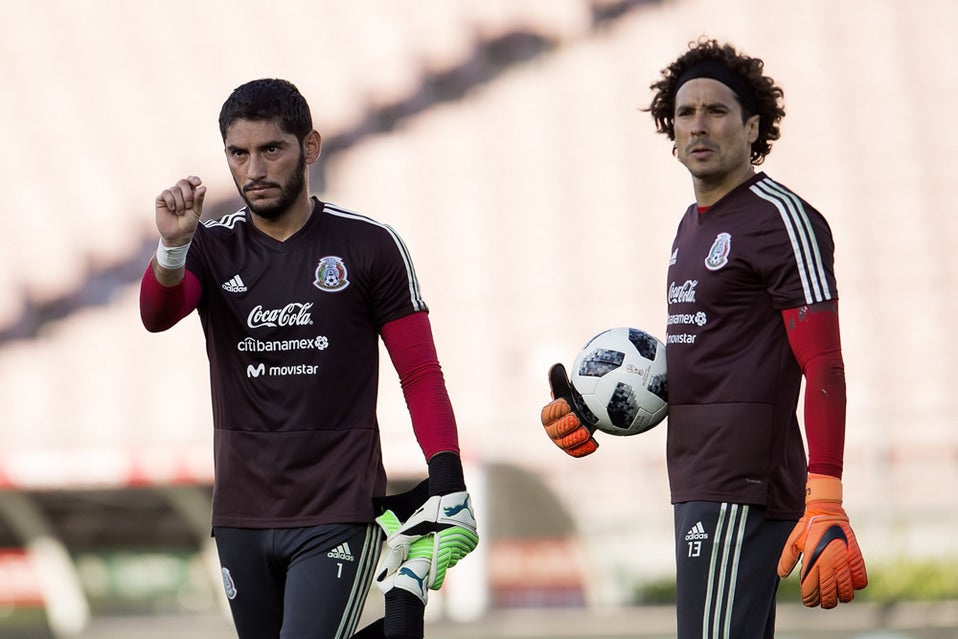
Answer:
[
  {"left": 218, "top": 78, "right": 313, "bottom": 142},
  {"left": 646, "top": 38, "right": 785, "bottom": 165}
]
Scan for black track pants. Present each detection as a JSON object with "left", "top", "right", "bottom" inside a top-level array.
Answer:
[
  {"left": 214, "top": 523, "right": 381, "bottom": 639},
  {"left": 674, "top": 502, "right": 795, "bottom": 639}
]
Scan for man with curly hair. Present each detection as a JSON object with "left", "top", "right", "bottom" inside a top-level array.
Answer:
[{"left": 541, "top": 38, "right": 867, "bottom": 637}]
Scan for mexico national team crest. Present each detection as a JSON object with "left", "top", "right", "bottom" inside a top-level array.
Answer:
[
  {"left": 314, "top": 256, "right": 350, "bottom": 292},
  {"left": 705, "top": 232, "right": 732, "bottom": 271}
]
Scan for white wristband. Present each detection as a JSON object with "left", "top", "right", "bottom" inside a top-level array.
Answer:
[{"left": 156, "top": 239, "right": 191, "bottom": 270}]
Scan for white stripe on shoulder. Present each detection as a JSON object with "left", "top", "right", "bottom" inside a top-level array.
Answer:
[
  {"left": 202, "top": 209, "right": 248, "bottom": 230},
  {"left": 749, "top": 178, "right": 832, "bottom": 304},
  {"left": 324, "top": 203, "right": 426, "bottom": 312}
]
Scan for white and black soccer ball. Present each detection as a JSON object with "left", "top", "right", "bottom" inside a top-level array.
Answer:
[{"left": 569, "top": 327, "right": 668, "bottom": 436}]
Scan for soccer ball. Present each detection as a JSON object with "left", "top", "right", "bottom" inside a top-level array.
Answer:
[{"left": 569, "top": 327, "right": 668, "bottom": 436}]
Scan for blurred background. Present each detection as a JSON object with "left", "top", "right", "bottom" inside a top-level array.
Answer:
[{"left": 0, "top": 0, "right": 956, "bottom": 637}]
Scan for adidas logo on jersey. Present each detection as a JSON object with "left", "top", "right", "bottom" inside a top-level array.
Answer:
[
  {"left": 222, "top": 274, "right": 247, "bottom": 293},
  {"left": 327, "top": 542, "right": 354, "bottom": 562},
  {"left": 685, "top": 521, "right": 708, "bottom": 541}
]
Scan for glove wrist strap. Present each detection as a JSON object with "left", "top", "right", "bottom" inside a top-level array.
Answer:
[
  {"left": 806, "top": 472, "right": 842, "bottom": 504},
  {"left": 427, "top": 451, "right": 466, "bottom": 496}
]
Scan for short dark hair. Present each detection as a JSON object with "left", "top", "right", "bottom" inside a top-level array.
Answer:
[
  {"left": 646, "top": 38, "right": 785, "bottom": 164},
  {"left": 218, "top": 78, "right": 313, "bottom": 141}
]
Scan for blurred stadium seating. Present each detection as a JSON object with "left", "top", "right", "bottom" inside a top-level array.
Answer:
[{"left": 0, "top": 0, "right": 956, "bottom": 635}]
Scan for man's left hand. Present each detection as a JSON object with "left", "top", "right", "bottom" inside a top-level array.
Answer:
[{"left": 777, "top": 473, "right": 868, "bottom": 608}]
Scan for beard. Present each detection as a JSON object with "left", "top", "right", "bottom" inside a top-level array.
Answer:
[{"left": 239, "top": 148, "right": 307, "bottom": 220}]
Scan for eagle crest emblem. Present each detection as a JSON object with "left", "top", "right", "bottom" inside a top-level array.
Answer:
[{"left": 314, "top": 256, "right": 350, "bottom": 292}]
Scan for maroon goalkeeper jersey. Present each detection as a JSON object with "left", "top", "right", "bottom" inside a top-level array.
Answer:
[
  {"left": 664, "top": 173, "right": 837, "bottom": 519},
  {"left": 185, "top": 198, "right": 427, "bottom": 527}
]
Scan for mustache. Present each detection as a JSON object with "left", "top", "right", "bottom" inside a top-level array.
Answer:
[
  {"left": 686, "top": 138, "right": 717, "bottom": 152},
  {"left": 243, "top": 180, "right": 281, "bottom": 192}
]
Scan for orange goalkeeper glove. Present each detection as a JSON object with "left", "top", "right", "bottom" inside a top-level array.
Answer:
[
  {"left": 777, "top": 473, "right": 868, "bottom": 608},
  {"left": 540, "top": 363, "right": 598, "bottom": 458}
]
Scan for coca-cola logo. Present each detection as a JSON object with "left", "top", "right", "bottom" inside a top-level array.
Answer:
[
  {"left": 668, "top": 280, "right": 698, "bottom": 304},
  {"left": 247, "top": 302, "right": 314, "bottom": 329}
]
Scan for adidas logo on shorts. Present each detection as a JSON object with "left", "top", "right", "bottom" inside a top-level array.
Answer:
[
  {"left": 685, "top": 521, "right": 709, "bottom": 541},
  {"left": 327, "top": 542, "right": 354, "bottom": 562}
]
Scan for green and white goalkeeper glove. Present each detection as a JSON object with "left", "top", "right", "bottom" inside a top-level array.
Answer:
[
  {"left": 375, "top": 491, "right": 479, "bottom": 603},
  {"left": 375, "top": 510, "right": 436, "bottom": 603}
]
